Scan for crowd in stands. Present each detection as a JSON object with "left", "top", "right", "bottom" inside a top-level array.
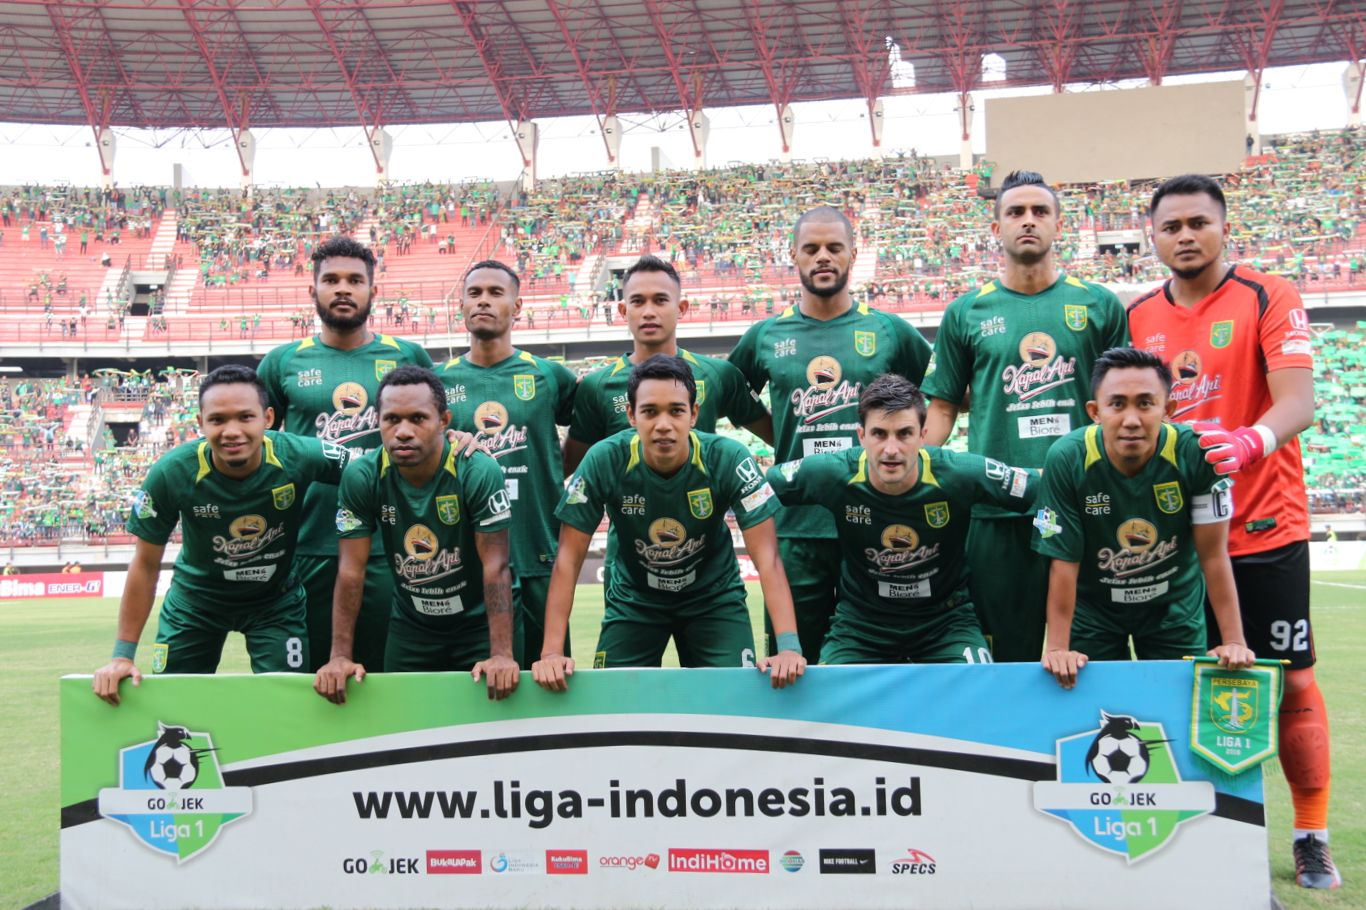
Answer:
[{"left": 1303, "top": 325, "right": 1366, "bottom": 514}]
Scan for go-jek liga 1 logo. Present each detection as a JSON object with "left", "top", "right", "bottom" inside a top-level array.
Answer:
[
  {"left": 1033, "top": 712, "right": 1213, "bottom": 863},
  {"left": 97, "top": 722, "right": 253, "bottom": 863}
]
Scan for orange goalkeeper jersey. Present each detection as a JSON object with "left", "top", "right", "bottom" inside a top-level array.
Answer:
[{"left": 1128, "top": 264, "right": 1313, "bottom": 556}]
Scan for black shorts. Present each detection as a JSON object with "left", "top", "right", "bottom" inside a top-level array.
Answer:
[{"left": 1205, "top": 539, "right": 1314, "bottom": 669}]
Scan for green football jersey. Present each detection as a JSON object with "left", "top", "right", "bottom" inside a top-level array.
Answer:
[
  {"left": 768, "top": 446, "right": 1037, "bottom": 624},
  {"left": 1031, "top": 423, "right": 1232, "bottom": 614},
  {"left": 556, "top": 429, "right": 779, "bottom": 614},
  {"left": 729, "top": 301, "right": 932, "bottom": 538},
  {"left": 567, "top": 348, "right": 768, "bottom": 444},
  {"left": 438, "top": 349, "right": 576, "bottom": 577},
  {"left": 126, "top": 431, "right": 349, "bottom": 609},
  {"left": 257, "top": 332, "right": 434, "bottom": 555},
  {"left": 336, "top": 443, "right": 512, "bottom": 630},
  {"left": 921, "top": 274, "right": 1127, "bottom": 518}
]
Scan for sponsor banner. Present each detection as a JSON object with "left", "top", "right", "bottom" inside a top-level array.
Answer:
[
  {"left": 0, "top": 571, "right": 103, "bottom": 599},
  {"left": 61, "top": 664, "right": 1268, "bottom": 909}
]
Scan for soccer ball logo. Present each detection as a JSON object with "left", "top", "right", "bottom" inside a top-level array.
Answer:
[
  {"left": 1084, "top": 712, "right": 1162, "bottom": 785},
  {"left": 142, "top": 723, "right": 216, "bottom": 791}
]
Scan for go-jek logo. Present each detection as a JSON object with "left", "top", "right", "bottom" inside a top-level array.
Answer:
[
  {"left": 1033, "top": 712, "right": 1213, "bottom": 862},
  {"left": 97, "top": 722, "right": 253, "bottom": 863}
]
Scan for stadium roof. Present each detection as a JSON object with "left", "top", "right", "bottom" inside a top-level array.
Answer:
[{"left": 0, "top": 0, "right": 1362, "bottom": 133}]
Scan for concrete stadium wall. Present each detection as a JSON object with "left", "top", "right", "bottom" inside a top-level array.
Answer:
[{"left": 985, "top": 82, "right": 1246, "bottom": 186}]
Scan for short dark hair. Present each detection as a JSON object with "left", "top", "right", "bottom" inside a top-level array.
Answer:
[
  {"left": 627, "top": 354, "right": 696, "bottom": 409},
  {"left": 464, "top": 259, "right": 520, "bottom": 294},
  {"left": 199, "top": 363, "right": 268, "bottom": 410},
  {"left": 791, "top": 205, "right": 854, "bottom": 246},
  {"left": 312, "top": 235, "right": 375, "bottom": 282},
  {"left": 377, "top": 365, "right": 448, "bottom": 415},
  {"left": 1090, "top": 347, "right": 1173, "bottom": 396},
  {"left": 1149, "top": 173, "right": 1227, "bottom": 219},
  {"left": 858, "top": 373, "right": 927, "bottom": 426},
  {"left": 623, "top": 254, "right": 681, "bottom": 292},
  {"left": 995, "top": 170, "right": 1060, "bottom": 218}
]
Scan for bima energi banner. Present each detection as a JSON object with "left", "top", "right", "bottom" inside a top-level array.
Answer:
[{"left": 61, "top": 663, "right": 1269, "bottom": 910}]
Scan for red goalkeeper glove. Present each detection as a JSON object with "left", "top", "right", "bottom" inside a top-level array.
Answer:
[{"left": 1191, "top": 421, "right": 1274, "bottom": 475}]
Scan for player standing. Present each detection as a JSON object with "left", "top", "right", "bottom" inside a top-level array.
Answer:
[
  {"left": 315, "top": 366, "right": 519, "bottom": 701},
  {"left": 1030, "top": 347, "right": 1254, "bottom": 687},
  {"left": 532, "top": 355, "right": 804, "bottom": 688},
  {"left": 767, "top": 374, "right": 1038, "bottom": 664},
  {"left": 1128, "top": 174, "right": 1335, "bottom": 889},
  {"left": 438, "top": 260, "right": 576, "bottom": 668},
  {"left": 564, "top": 253, "right": 772, "bottom": 472},
  {"left": 257, "top": 236, "right": 434, "bottom": 674},
  {"left": 730, "top": 205, "right": 932, "bottom": 659},
  {"left": 922, "top": 171, "right": 1128, "bottom": 662},
  {"left": 92, "top": 365, "right": 350, "bottom": 703}
]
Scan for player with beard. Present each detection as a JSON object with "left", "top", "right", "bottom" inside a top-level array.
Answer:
[
  {"left": 93, "top": 365, "right": 353, "bottom": 703},
  {"left": 257, "top": 236, "right": 433, "bottom": 675},
  {"left": 1128, "top": 175, "right": 1334, "bottom": 890},
  {"left": 921, "top": 171, "right": 1128, "bottom": 663},
  {"left": 438, "top": 260, "right": 576, "bottom": 668},
  {"left": 730, "top": 206, "right": 932, "bottom": 659}
]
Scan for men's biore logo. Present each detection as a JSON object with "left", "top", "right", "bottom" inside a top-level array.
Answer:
[
  {"left": 1033, "top": 712, "right": 1213, "bottom": 863},
  {"left": 97, "top": 722, "right": 252, "bottom": 862}
]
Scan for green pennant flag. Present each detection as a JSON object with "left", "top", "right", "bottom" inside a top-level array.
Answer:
[{"left": 1189, "top": 659, "right": 1284, "bottom": 775}]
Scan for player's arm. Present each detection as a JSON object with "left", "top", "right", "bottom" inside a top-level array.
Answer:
[
  {"left": 739, "top": 412, "right": 775, "bottom": 446},
  {"left": 923, "top": 397, "right": 961, "bottom": 446},
  {"left": 92, "top": 538, "right": 165, "bottom": 706},
  {"left": 562, "top": 437, "right": 591, "bottom": 475},
  {"left": 256, "top": 349, "right": 288, "bottom": 429},
  {"left": 1193, "top": 520, "right": 1255, "bottom": 669},
  {"left": 563, "top": 373, "right": 599, "bottom": 475},
  {"left": 472, "top": 528, "right": 519, "bottom": 700},
  {"left": 1041, "top": 559, "right": 1087, "bottom": 689},
  {"left": 744, "top": 518, "right": 806, "bottom": 688},
  {"left": 314, "top": 535, "right": 371, "bottom": 704},
  {"left": 533, "top": 523, "right": 592, "bottom": 691},
  {"left": 1193, "top": 367, "right": 1314, "bottom": 474}
]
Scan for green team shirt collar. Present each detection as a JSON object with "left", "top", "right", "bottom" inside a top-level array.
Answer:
[
  {"left": 193, "top": 434, "right": 284, "bottom": 483},
  {"left": 846, "top": 448, "right": 940, "bottom": 490},
  {"left": 1082, "top": 423, "right": 1180, "bottom": 475},
  {"left": 974, "top": 273, "right": 1076, "bottom": 302},
  {"left": 776, "top": 299, "right": 871, "bottom": 322},
  {"left": 610, "top": 348, "right": 703, "bottom": 374},
  {"left": 300, "top": 331, "right": 404, "bottom": 355},
  {"left": 442, "top": 348, "right": 532, "bottom": 371},
  {"left": 624, "top": 430, "right": 708, "bottom": 476}
]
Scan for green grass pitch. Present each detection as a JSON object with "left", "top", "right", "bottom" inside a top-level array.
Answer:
[{"left": 2, "top": 575, "right": 1361, "bottom": 908}]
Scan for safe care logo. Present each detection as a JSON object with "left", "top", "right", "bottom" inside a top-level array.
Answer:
[
  {"left": 97, "top": 722, "right": 253, "bottom": 863},
  {"left": 1033, "top": 712, "right": 1213, "bottom": 863}
]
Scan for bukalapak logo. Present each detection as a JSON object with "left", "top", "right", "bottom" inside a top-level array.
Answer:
[
  {"left": 818, "top": 848, "right": 876, "bottom": 874},
  {"left": 668, "top": 848, "right": 769, "bottom": 873},
  {"left": 545, "top": 850, "right": 588, "bottom": 874},
  {"left": 891, "top": 849, "right": 937, "bottom": 875},
  {"left": 427, "top": 850, "right": 481, "bottom": 874}
]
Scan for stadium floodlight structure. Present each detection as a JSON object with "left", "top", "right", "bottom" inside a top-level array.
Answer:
[{"left": 0, "top": 0, "right": 1362, "bottom": 179}]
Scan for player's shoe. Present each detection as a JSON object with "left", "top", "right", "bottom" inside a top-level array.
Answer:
[{"left": 1293, "top": 834, "right": 1341, "bottom": 889}]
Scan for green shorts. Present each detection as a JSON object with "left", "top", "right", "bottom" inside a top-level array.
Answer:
[
  {"left": 1071, "top": 597, "right": 1206, "bottom": 662},
  {"left": 819, "top": 596, "right": 991, "bottom": 665},
  {"left": 518, "top": 574, "right": 568, "bottom": 668},
  {"left": 765, "top": 537, "right": 841, "bottom": 658},
  {"left": 966, "top": 516, "right": 1049, "bottom": 663},
  {"left": 297, "top": 552, "right": 394, "bottom": 673},
  {"left": 384, "top": 599, "right": 526, "bottom": 673},
  {"left": 595, "top": 595, "right": 755, "bottom": 668},
  {"left": 153, "top": 583, "right": 308, "bottom": 674}
]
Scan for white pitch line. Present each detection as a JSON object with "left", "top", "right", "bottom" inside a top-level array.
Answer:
[{"left": 1312, "top": 580, "right": 1366, "bottom": 590}]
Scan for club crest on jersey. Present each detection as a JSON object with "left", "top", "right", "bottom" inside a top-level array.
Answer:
[
  {"left": 925, "top": 501, "right": 950, "bottom": 528},
  {"left": 854, "top": 330, "right": 877, "bottom": 357},
  {"left": 513, "top": 374, "right": 536, "bottom": 401},
  {"left": 695, "top": 379, "right": 707, "bottom": 406},
  {"left": 1209, "top": 321, "right": 1234, "bottom": 349},
  {"left": 436, "top": 495, "right": 461, "bottom": 526},
  {"left": 1153, "top": 482, "right": 1183, "bottom": 515},
  {"left": 375, "top": 360, "right": 397, "bottom": 381},
  {"left": 151, "top": 643, "right": 169, "bottom": 674},
  {"left": 271, "top": 484, "right": 295, "bottom": 511},
  {"left": 1064, "top": 305, "right": 1088, "bottom": 331},
  {"left": 688, "top": 488, "right": 714, "bottom": 519},
  {"left": 331, "top": 382, "right": 368, "bottom": 415}
]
